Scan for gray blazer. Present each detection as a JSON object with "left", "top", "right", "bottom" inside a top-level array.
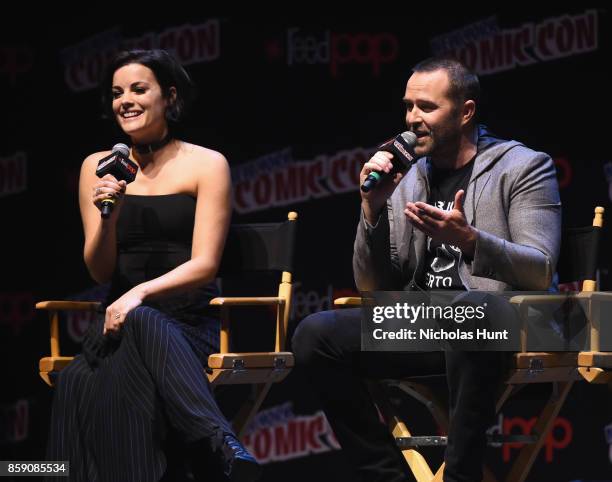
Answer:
[{"left": 354, "top": 126, "right": 561, "bottom": 292}]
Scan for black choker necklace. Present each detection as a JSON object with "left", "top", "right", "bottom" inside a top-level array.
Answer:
[{"left": 133, "top": 134, "right": 173, "bottom": 154}]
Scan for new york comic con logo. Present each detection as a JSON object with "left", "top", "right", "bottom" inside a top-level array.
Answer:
[{"left": 265, "top": 28, "right": 399, "bottom": 77}]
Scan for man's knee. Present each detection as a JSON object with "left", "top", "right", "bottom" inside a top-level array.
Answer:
[{"left": 292, "top": 311, "right": 337, "bottom": 367}]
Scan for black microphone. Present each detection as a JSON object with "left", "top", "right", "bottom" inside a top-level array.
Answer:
[
  {"left": 95, "top": 143, "right": 138, "bottom": 218},
  {"left": 361, "top": 131, "right": 418, "bottom": 193}
]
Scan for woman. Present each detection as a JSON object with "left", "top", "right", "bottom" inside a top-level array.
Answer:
[{"left": 47, "top": 50, "right": 260, "bottom": 482}]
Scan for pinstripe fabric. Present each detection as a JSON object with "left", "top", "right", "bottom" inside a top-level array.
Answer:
[
  {"left": 47, "top": 306, "right": 233, "bottom": 482},
  {"left": 46, "top": 195, "right": 238, "bottom": 481}
]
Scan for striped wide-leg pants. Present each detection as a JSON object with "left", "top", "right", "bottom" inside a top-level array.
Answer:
[{"left": 46, "top": 305, "right": 234, "bottom": 482}]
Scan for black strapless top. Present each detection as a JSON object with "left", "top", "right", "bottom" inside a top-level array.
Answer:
[{"left": 106, "top": 194, "right": 219, "bottom": 320}]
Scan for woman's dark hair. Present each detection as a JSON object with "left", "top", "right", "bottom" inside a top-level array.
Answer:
[{"left": 100, "top": 49, "right": 196, "bottom": 124}]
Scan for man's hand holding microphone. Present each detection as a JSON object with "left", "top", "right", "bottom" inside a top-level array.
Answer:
[{"left": 360, "top": 131, "right": 417, "bottom": 225}]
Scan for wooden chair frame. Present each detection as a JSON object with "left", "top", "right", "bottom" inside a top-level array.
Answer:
[
  {"left": 334, "top": 206, "right": 610, "bottom": 482},
  {"left": 37, "top": 212, "right": 298, "bottom": 438}
]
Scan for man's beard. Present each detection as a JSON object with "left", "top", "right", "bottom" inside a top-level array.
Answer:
[{"left": 429, "top": 124, "right": 462, "bottom": 161}]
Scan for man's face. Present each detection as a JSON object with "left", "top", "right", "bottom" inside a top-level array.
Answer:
[{"left": 403, "top": 69, "right": 463, "bottom": 159}]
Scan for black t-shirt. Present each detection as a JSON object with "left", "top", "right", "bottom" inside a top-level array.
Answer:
[{"left": 420, "top": 158, "right": 475, "bottom": 290}]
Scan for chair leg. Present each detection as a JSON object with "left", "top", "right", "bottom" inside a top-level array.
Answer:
[
  {"left": 505, "top": 380, "right": 574, "bottom": 482},
  {"left": 482, "top": 465, "right": 499, "bottom": 482},
  {"left": 432, "top": 462, "right": 444, "bottom": 481},
  {"left": 496, "top": 384, "right": 518, "bottom": 414},
  {"left": 368, "top": 381, "right": 436, "bottom": 482},
  {"left": 232, "top": 381, "right": 274, "bottom": 439},
  {"left": 430, "top": 451, "right": 500, "bottom": 482},
  {"left": 395, "top": 380, "right": 449, "bottom": 433}
]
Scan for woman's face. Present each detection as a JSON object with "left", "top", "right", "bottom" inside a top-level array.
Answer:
[{"left": 111, "top": 63, "right": 173, "bottom": 139}]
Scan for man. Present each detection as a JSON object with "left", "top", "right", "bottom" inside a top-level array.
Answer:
[{"left": 292, "top": 57, "right": 561, "bottom": 481}]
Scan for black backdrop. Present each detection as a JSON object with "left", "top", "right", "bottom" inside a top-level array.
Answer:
[{"left": 1, "top": 11, "right": 611, "bottom": 481}]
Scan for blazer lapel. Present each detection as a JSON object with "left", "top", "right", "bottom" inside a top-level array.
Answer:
[
  {"left": 465, "top": 171, "right": 491, "bottom": 226},
  {"left": 411, "top": 161, "right": 429, "bottom": 272},
  {"left": 465, "top": 126, "right": 520, "bottom": 225}
]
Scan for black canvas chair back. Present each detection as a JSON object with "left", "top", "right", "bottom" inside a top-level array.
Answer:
[
  {"left": 557, "top": 221, "right": 602, "bottom": 286},
  {"left": 218, "top": 219, "right": 297, "bottom": 276}
]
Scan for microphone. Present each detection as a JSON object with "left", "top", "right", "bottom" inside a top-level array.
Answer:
[
  {"left": 361, "top": 131, "right": 418, "bottom": 193},
  {"left": 95, "top": 143, "right": 138, "bottom": 218}
]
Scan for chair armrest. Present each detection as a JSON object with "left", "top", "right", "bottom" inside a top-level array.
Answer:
[
  {"left": 334, "top": 297, "right": 362, "bottom": 306},
  {"left": 510, "top": 291, "right": 612, "bottom": 352},
  {"left": 510, "top": 291, "right": 612, "bottom": 305},
  {"left": 36, "top": 301, "right": 101, "bottom": 311},
  {"left": 578, "top": 351, "right": 612, "bottom": 368},
  {"left": 585, "top": 292, "right": 612, "bottom": 301},
  {"left": 208, "top": 352, "right": 294, "bottom": 369},
  {"left": 510, "top": 294, "right": 575, "bottom": 305},
  {"left": 210, "top": 297, "right": 285, "bottom": 307},
  {"left": 36, "top": 300, "right": 101, "bottom": 361}
]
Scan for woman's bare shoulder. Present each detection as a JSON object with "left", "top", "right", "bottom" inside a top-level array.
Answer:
[
  {"left": 178, "top": 142, "right": 229, "bottom": 173},
  {"left": 81, "top": 150, "right": 113, "bottom": 169}
]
